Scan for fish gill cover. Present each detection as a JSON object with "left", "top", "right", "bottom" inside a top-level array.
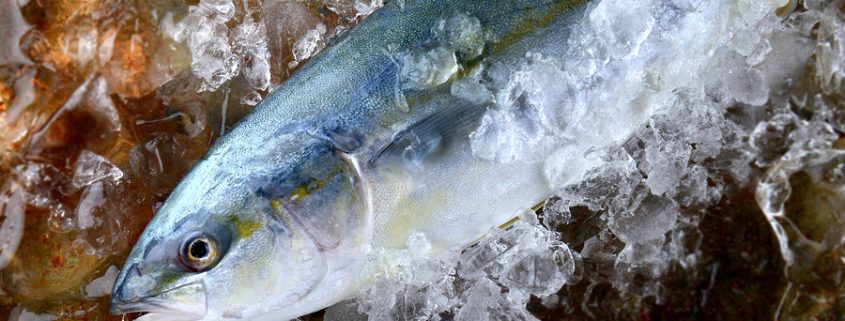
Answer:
[{"left": 0, "top": 0, "right": 844, "bottom": 320}]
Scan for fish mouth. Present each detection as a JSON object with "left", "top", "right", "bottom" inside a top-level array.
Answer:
[{"left": 110, "top": 267, "right": 207, "bottom": 319}]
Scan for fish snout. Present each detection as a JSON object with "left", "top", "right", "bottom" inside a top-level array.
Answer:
[
  {"left": 110, "top": 262, "right": 209, "bottom": 318},
  {"left": 110, "top": 263, "right": 147, "bottom": 314}
]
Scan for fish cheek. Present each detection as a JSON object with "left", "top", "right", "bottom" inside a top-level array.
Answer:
[
  {"left": 265, "top": 154, "right": 371, "bottom": 252},
  {"left": 204, "top": 219, "right": 326, "bottom": 315}
]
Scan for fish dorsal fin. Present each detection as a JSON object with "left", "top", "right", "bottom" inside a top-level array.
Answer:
[{"left": 370, "top": 99, "right": 489, "bottom": 170}]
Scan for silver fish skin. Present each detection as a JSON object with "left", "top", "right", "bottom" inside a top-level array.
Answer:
[{"left": 110, "top": 1, "right": 592, "bottom": 320}]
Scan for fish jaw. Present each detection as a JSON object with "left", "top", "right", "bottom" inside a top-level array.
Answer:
[
  {"left": 250, "top": 250, "right": 372, "bottom": 321},
  {"left": 110, "top": 272, "right": 208, "bottom": 319}
]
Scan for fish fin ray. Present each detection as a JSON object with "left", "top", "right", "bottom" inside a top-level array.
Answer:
[{"left": 369, "top": 100, "right": 489, "bottom": 169}]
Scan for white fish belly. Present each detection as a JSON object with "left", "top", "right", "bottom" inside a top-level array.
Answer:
[{"left": 368, "top": 141, "right": 549, "bottom": 252}]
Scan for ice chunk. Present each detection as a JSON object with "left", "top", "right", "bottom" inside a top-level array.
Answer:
[
  {"left": 324, "top": 301, "right": 367, "bottom": 321},
  {"left": 500, "top": 243, "right": 576, "bottom": 296},
  {"left": 644, "top": 140, "right": 691, "bottom": 196},
  {"left": 47, "top": 203, "right": 75, "bottom": 234},
  {"left": 233, "top": 17, "right": 272, "bottom": 92},
  {"left": 400, "top": 47, "right": 459, "bottom": 90},
  {"left": 84, "top": 265, "right": 120, "bottom": 297},
  {"left": 674, "top": 165, "right": 709, "bottom": 206},
  {"left": 451, "top": 78, "right": 494, "bottom": 104},
  {"left": 195, "top": 0, "right": 236, "bottom": 24},
  {"left": 455, "top": 278, "right": 535, "bottom": 321},
  {"left": 470, "top": 58, "right": 575, "bottom": 164},
  {"left": 433, "top": 12, "right": 486, "bottom": 60},
  {"left": 588, "top": 0, "right": 655, "bottom": 60},
  {"left": 240, "top": 91, "right": 262, "bottom": 106},
  {"left": 543, "top": 143, "right": 602, "bottom": 188},
  {"left": 324, "top": 0, "right": 357, "bottom": 19},
  {"left": 354, "top": 0, "right": 384, "bottom": 16},
  {"left": 8, "top": 307, "right": 58, "bottom": 321},
  {"left": 62, "top": 27, "right": 98, "bottom": 66},
  {"left": 76, "top": 182, "right": 106, "bottom": 230},
  {"left": 746, "top": 38, "right": 772, "bottom": 66},
  {"left": 243, "top": 55, "right": 271, "bottom": 92},
  {"left": 750, "top": 113, "right": 801, "bottom": 167},
  {"left": 191, "top": 40, "right": 240, "bottom": 92},
  {"left": 182, "top": 0, "right": 243, "bottom": 92},
  {"left": 470, "top": 107, "right": 549, "bottom": 163},
  {"left": 608, "top": 194, "right": 678, "bottom": 244},
  {"left": 82, "top": 77, "right": 121, "bottom": 135},
  {"left": 541, "top": 195, "right": 574, "bottom": 229},
  {"left": 815, "top": 6, "right": 845, "bottom": 95},
  {"left": 727, "top": 67, "right": 770, "bottom": 106},
  {"left": 459, "top": 229, "right": 510, "bottom": 279},
  {"left": 0, "top": 183, "right": 25, "bottom": 270},
  {"left": 72, "top": 150, "right": 124, "bottom": 189},
  {"left": 616, "top": 237, "right": 665, "bottom": 266},
  {"left": 0, "top": 0, "right": 31, "bottom": 65},
  {"left": 406, "top": 232, "right": 432, "bottom": 257},
  {"left": 289, "top": 23, "right": 327, "bottom": 69}
]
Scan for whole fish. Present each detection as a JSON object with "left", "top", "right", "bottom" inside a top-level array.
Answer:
[{"left": 110, "top": 0, "right": 598, "bottom": 320}]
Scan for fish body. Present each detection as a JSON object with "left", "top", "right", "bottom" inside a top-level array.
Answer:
[{"left": 110, "top": 1, "right": 598, "bottom": 320}]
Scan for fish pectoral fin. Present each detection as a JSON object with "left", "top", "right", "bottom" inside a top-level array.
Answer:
[
  {"left": 308, "top": 127, "right": 366, "bottom": 154},
  {"left": 369, "top": 99, "right": 489, "bottom": 170}
]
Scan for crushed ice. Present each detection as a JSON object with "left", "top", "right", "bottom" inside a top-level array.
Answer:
[{"left": 335, "top": 0, "right": 845, "bottom": 320}]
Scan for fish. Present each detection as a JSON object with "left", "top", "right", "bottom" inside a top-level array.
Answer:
[{"left": 109, "top": 0, "right": 601, "bottom": 320}]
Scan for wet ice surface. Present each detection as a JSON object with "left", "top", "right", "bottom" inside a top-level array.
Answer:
[{"left": 0, "top": 0, "right": 844, "bottom": 320}]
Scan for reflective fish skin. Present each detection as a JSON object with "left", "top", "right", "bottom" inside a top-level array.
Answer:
[{"left": 111, "top": 1, "right": 590, "bottom": 320}]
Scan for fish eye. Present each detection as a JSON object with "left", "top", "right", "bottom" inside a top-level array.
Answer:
[{"left": 179, "top": 233, "right": 220, "bottom": 272}]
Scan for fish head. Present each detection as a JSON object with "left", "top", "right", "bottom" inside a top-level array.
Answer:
[
  {"left": 111, "top": 131, "right": 372, "bottom": 320},
  {"left": 110, "top": 157, "right": 335, "bottom": 320}
]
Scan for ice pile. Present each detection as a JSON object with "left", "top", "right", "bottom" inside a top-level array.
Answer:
[
  {"left": 347, "top": 211, "right": 579, "bottom": 321},
  {"left": 347, "top": 0, "right": 845, "bottom": 320},
  {"left": 161, "top": 0, "right": 381, "bottom": 97}
]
